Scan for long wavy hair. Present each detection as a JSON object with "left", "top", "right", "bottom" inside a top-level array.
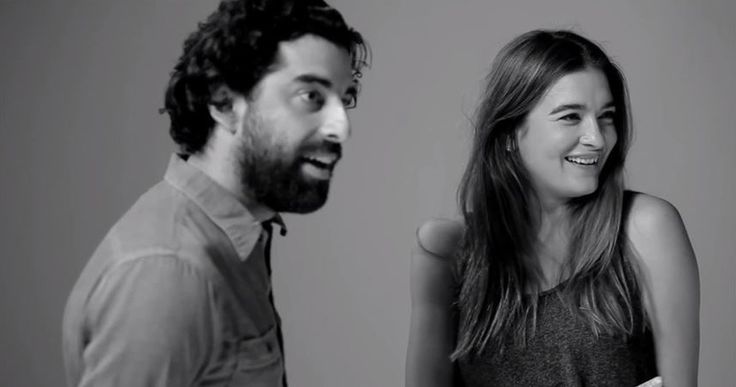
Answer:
[{"left": 454, "top": 30, "right": 640, "bottom": 360}]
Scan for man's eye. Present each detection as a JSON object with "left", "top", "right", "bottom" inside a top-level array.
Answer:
[
  {"left": 342, "top": 94, "right": 357, "bottom": 109},
  {"left": 299, "top": 90, "right": 325, "bottom": 108}
]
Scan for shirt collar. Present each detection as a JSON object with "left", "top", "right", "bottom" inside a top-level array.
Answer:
[{"left": 163, "top": 154, "right": 287, "bottom": 261}]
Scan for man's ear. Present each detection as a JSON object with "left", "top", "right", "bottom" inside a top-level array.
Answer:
[{"left": 208, "top": 85, "right": 248, "bottom": 135}]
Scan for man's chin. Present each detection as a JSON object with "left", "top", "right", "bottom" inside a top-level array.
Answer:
[
  {"left": 286, "top": 202, "right": 326, "bottom": 214},
  {"left": 271, "top": 197, "right": 328, "bottom": 214},
  {"left": 264, "top": 181, "right": 330, "bottom": 214}
]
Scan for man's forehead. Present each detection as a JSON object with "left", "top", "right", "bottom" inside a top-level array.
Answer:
[{"left": 274, "top": 35, "right": 354, "bottom": 87}]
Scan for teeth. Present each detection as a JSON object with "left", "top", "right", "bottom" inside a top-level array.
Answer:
[
  {"left": 314, "top": 157, "right": 333, "bottom": 164},
  {"left": 566, "top": 156, "right": 598, "bottom": 165},
  {"left": 304, "top": 155, "right": 336, "bottom": 166}
]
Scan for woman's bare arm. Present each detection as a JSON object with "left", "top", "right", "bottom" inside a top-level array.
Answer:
[
  {"left": 627, "top": 193, "right": 700, "bottom": 387},
  {"left": 406, "top": 219, "right": 463, "bottom": 387}
]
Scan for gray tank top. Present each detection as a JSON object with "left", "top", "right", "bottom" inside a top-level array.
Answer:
[{"left": 457, "top": 283, "right": 658, "bottom": 386}]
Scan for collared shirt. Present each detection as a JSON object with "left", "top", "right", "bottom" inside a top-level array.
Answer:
[{"left": 63, "top": 154, "right": 287, "bottom": 387}]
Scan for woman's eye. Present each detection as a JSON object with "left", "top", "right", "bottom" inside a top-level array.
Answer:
[
  {"left": 559, "top": 113, "right": 581, "bottom": 122},
  {"left": 599, "top": 110, "right": 616, "bottom": 122}
]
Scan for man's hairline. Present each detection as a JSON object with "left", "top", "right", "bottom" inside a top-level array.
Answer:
[{"left": 242, "top": 33, "right": 359, "bottom": 102}]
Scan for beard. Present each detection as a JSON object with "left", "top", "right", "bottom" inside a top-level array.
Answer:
[{"left": 238, "top": 111, "right": 340, "bottom": 214}]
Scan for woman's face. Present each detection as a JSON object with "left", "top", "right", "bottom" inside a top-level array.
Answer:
[{"left": 516, "top": 68, "right": 618, "bottom": 205}]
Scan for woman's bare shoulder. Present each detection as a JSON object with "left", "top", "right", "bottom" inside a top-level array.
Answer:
[
  {"left": 411, "top": 218, "right": 462, "bottom": 305},
  {"left": 624, "top": 190, "right": 683, "bottom": 241},
  {"left": 624, "top": 190, "right": 696, "bottom": 275},
  {"left": 416, "top": 218, "right": 465, "bottom": 260}
]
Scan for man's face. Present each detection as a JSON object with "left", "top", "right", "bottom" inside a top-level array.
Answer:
[{"left": 237, "top": 34, "right": 357, "bottom": 213}]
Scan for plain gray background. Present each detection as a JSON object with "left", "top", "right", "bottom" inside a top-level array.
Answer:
[{"left": 1, "top": 0, "right": 734, "bottom": 386}]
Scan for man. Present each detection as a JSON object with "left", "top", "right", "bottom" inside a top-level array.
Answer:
[{"left": 62, "top": 0, "right": 368, "bottom": 385}]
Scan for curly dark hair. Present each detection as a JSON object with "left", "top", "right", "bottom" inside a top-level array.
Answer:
[{"left": 162, "top": 0, "right": 369, "bottom": 154}]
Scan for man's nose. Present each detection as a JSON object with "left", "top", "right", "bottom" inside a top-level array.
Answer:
[{"left": 320, "top": 101, "right": 350, "bottom": 143}]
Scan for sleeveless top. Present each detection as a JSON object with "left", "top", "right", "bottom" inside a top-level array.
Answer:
[{"left": 456, "top": 275, "right": 658, "bottom": 386}]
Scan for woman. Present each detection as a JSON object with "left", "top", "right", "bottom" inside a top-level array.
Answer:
[{"left": 406, "top": 30, "right": 699, "bottom": 387}]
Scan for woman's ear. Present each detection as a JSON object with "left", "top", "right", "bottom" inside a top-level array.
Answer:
[{"left": 208, "top": 85, "right": 247, "bottom": 134}]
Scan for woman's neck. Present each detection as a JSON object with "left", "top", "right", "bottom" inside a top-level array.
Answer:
[{"left": 528, "top": 195, "right": 573, "bottom": 289}]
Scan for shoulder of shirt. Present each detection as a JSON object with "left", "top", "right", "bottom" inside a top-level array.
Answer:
[
  {"left": 93, "top": 182, "right": 230, "bottom": 287},
  {"left": 115, "top": 180, "right": 239, "bottom": 251},
  {"left": 97, "top": 251, "right": 217, "bottom": 296},
  {"left": 415, "top": 218, "right": 464, "bottom": 259}
]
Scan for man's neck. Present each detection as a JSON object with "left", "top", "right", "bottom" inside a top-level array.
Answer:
[{"left": 186, "top": 151, "right": 276, "bottom": 222}]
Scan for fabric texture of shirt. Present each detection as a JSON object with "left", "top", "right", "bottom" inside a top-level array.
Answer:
[{"left": 63, "top": 154, "right": 287, "bottom": 387}]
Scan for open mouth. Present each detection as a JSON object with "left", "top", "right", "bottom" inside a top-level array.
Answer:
[
  {"left": 565, "top": 155, "right": 599, "bottom": 166},
  {"left": 301, "top": 154, "right": 338, "bottom": 170},
  {"left": 300, "top": 153, "right": 340, "bottom": 179}
]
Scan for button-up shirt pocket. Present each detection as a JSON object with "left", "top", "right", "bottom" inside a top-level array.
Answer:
[{"left": 229, "top": 326, "right": 284, "bottom": 386}]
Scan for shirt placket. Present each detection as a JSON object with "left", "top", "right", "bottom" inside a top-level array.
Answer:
[{"left": 260, "top": 220, "right": 288, "bottom": 387}]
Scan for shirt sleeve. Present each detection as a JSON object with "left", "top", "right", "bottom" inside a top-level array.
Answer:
[{"left": 77, "top": 255, "right": 217, "bottom": 387}]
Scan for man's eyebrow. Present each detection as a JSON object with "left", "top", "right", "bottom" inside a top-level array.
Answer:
[
  {"left": 294, "top": 74, "right": 358, "bottom": 96},
  {"left": 294, "top": 74, "right": 333, "bottom": 89},
  {"left": 345, "top": 82, "right": 358, "bottom": 95}
]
